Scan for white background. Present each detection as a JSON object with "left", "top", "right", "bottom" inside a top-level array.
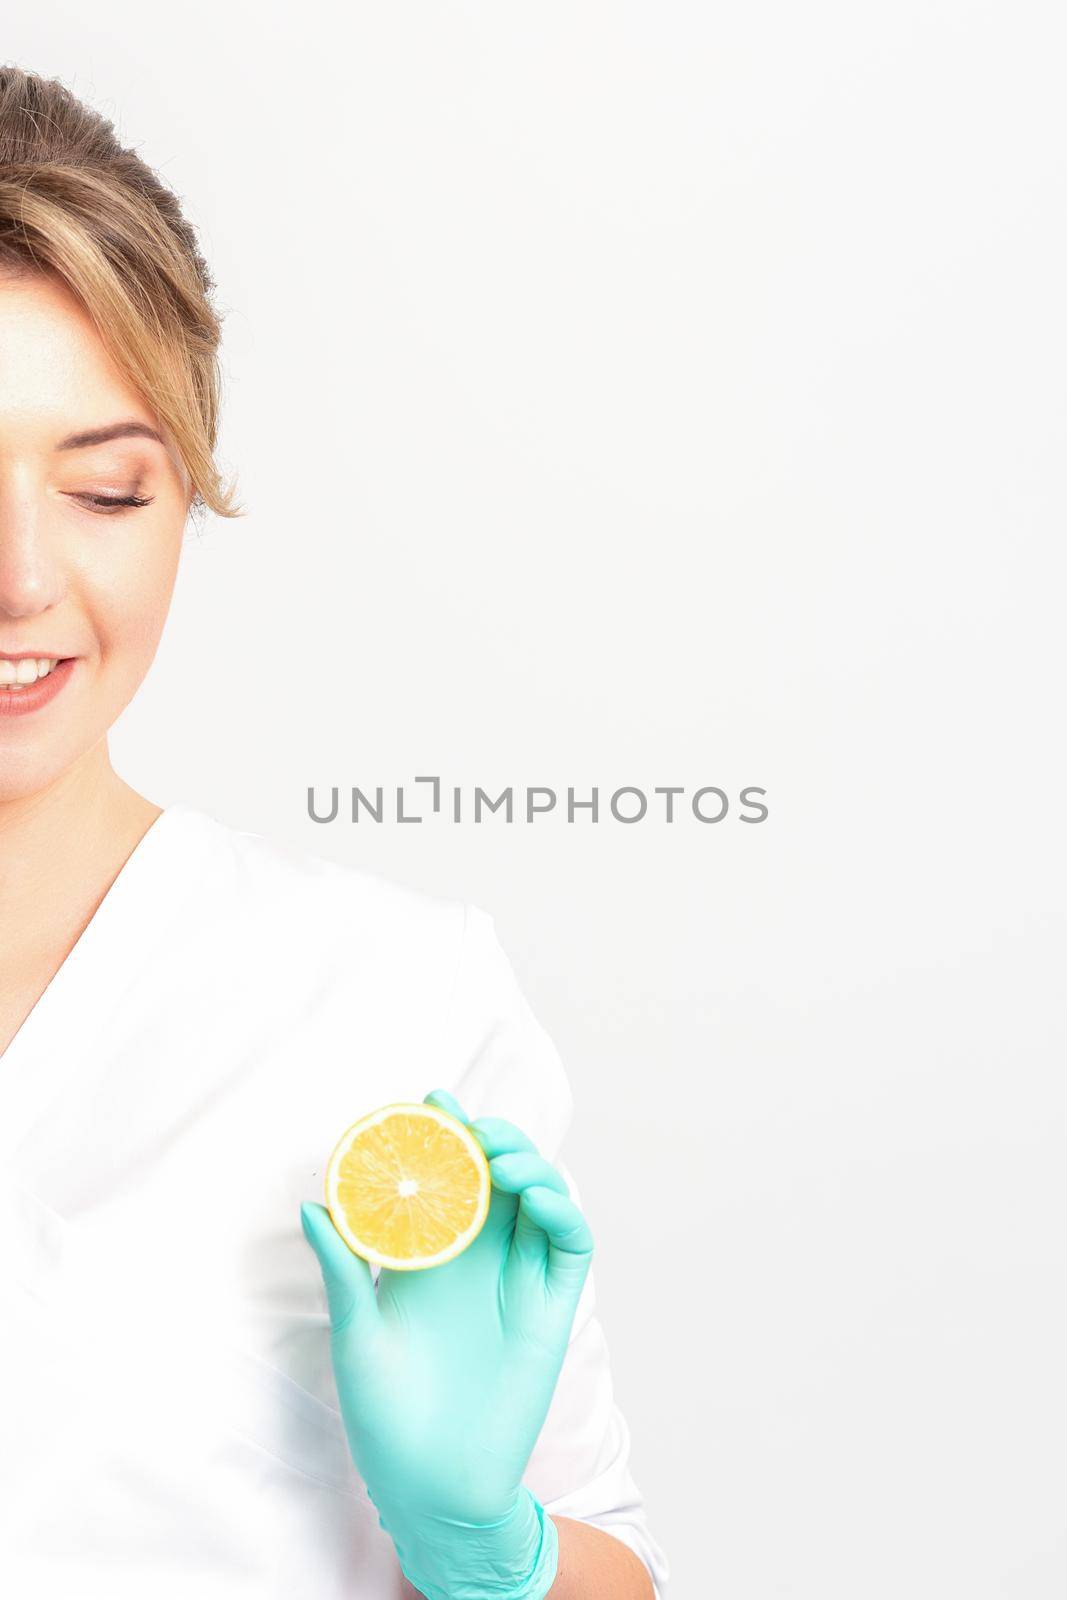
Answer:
[{"left": 11, "top": 5, "right": 1067, "bottom": 1594}]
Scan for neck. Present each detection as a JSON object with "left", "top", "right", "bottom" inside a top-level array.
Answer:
[{"left": 0, "top": 743, "right": 161, "bottom": 954}]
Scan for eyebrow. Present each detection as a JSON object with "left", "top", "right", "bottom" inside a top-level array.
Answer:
[{"left": 55, "top": 420, "right": 164, "bottom": 452}]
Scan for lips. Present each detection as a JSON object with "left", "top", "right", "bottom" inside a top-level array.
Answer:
[{"left": 0, "top": 656, "right": 76, "bottom": 718}]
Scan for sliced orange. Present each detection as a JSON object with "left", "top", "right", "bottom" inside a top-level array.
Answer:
[{"left": 324, "top": 1101, "right": 491, "bottom": 1271}]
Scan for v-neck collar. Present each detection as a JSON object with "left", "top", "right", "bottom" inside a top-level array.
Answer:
[{"left": 0, "top": 803, "right": 206, "bottom": 1166}]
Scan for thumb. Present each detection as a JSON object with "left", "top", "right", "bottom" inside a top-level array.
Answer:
[{"left": 300, "top": 1201, "right": 380, "bottom": 1336}]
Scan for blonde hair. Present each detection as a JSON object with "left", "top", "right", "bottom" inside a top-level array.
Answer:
[{"left": 0, "top": 63, "right": 241, "bottom": 520}]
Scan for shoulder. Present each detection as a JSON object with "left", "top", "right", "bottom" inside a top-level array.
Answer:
[
  {"left": 152, "top": 803, "right": 573, "bottom": 1155},
  {"left": 157, "top": 801, "right": 465, "bottom": 965}
]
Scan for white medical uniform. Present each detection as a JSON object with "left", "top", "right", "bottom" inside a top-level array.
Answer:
[{"left": 0, "top": 804, "right": 668, "bottom": 1600}]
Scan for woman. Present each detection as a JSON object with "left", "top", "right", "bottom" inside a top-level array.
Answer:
[{"left": 0, "top": 65, "right": 667, "bottom": 1600}]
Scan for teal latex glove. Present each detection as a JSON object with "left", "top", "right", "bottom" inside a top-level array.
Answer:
[{"left": 300, "top": 1088, "right": 595, "bottom": 1600}]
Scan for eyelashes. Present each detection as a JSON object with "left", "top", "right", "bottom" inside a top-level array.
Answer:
[{"left": 73, "top": 492, "right": 156, "bottom": 516}]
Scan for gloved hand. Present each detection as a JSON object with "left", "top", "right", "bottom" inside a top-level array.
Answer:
[{"left": 300, "top": 1088, "right": 594, "bottom": 1600}]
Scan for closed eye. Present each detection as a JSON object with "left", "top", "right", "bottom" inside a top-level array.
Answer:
[{"left": 73, "top": 492, "right": 156, "bottom": 515}]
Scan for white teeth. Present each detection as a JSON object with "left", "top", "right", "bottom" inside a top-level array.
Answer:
[{"left": 0, "top": 657, "right": 59, "bottom": 687}]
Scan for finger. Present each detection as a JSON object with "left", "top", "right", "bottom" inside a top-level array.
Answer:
[
  {"left": 300, "top": 1202, "right": 380, "bottom": 1336},
  {"left": 469, "top": 1115, "right": 539, "bottom": 1161},
  {"left": 488, "top": 1149, "right": 568, "bottom": 1273},
  {"left": 488, "top": 1151, "right": 569, "bottom": 1198},
  {"left": 516, "top": 1186, "right": 594, "bottom": 1302},
  {"left": 423, "top": 1087, "right": 469, "bottom": 1124}
]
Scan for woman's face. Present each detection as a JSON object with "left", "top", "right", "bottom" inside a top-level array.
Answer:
[{"left": 0, "top": 270, "right": 191, "bottom": 803}]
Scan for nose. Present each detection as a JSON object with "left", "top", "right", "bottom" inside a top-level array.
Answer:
[{"left": 0, "top": 489, "right": 66, "bottom": 619}]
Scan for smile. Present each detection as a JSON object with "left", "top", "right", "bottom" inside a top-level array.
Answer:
[
  {"left": 0, "top": 656, "right": 62, "bottom": 689},
  {"left": 0, "top": 656, "right": 76, "bottom": 717}
]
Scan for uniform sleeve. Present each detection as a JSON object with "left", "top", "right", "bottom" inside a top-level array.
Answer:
[{"left": 441, "top": 904, "right": 670, "bottom": 1599}]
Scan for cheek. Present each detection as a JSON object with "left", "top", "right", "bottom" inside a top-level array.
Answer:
[{"left": 80, "top": 518, "right": 184, "bottom": 671}]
